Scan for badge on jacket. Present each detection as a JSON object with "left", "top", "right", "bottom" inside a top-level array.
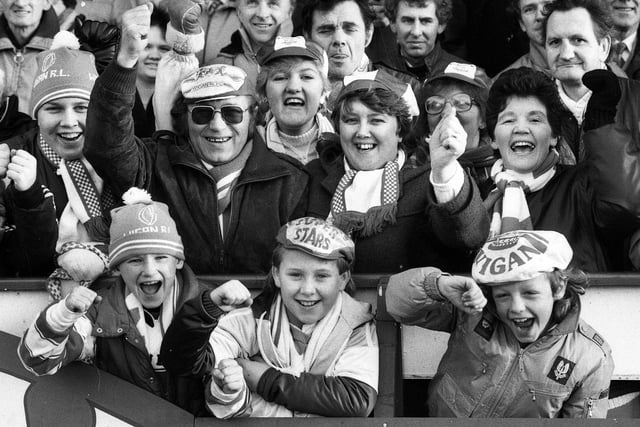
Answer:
[
  {"left": 474, "top": 316, "right": 495, "bottom": 341},
  {"left": 547, "top": 356, "right": 575, "bottom": 385}
]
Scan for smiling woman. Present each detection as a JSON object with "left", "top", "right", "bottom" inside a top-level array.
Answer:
[
  {"left": 484, "top": 67, "right": 640, "bottom": 272},
  {"left": 306, "top": 72, "right": 490, "bottom": 274}
]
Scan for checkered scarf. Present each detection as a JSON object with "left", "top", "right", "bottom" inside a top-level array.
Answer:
[
  {"left": 485, "top": 149, "right": 559, "bottom": 239},
  {"left": 39, "top": 134, "right": 116, "bottom": 249},
  {"left": 329, "top": 150, "right": 403, "bottom": 237}
]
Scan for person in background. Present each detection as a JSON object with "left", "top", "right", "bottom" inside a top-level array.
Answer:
[
  {"left": 161, "top": 217, "right": 378, "bottom": 418},
  {"left": 386, "top": 229, "right": 613, "bottom": 418},
  {"left": 256, "top": 36, "right": 332, "bottom": 165},
  {"left": 134, "top": 7, "right": 170, "bottom": 138},
  {"left": 0, "top": 0, "right": 58, "bottom": 114},
  {"left": 19, "top": 188, "right": 209, "bottom": 416},
  {"left": 606, "top": 0, "right": 640, "bottom": 79}
]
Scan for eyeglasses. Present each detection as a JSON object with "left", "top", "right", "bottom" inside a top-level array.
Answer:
[
  {"left": 425, "top": 93, "right": 477, "bottom": 115},
  {"left": 188, "top": 105, "right": 250, "bottom": 125}
]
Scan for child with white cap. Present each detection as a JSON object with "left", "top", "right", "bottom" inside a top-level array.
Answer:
[
  {"left": 18, "top": 188, "right": 210, "bottom": 415},
  {"left": 386, "top": 229, "right": 614, "bottom": 418},
  {"left": 161, "top": 217, "right": 378, "bottom": 418}
]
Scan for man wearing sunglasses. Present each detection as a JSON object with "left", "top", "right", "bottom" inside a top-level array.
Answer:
[{"left": 85, "top": 4, "right": 309, "bottom": 275}]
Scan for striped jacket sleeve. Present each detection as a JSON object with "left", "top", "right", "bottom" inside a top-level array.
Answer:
[{"left": 18, "top": 299, "right": 95, "bottom": 376}]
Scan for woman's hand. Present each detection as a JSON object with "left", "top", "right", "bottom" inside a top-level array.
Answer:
[{"left": 428, "top": 104, "right": 467, "bottom": 183}]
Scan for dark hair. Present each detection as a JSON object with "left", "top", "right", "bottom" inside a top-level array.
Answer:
[
  {"left": 331, "top": 86, "right": 413, "bottom": 139},
  {"left": 486, "top": 67, "right": 572, "bottom": 140},
  {"left": 150, "top": 7, "right": 170, "bottom": 36},
  {"left": 252, "top": 245, "right": 356, "bottom": 312},
  {"left": 386, "top": 0, "right": 452, "bottom": 25},
  {"left": 302, "top": 0, "right": 376, "bottom": 37},
  {"left": 541, "top": 0, "right": 612, "bottom": 42}
]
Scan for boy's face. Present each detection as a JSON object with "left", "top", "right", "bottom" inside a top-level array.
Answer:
[
  {"left": 491, "top": 274, "right": 565, "bottom": 344},
  {"left": 36, "top": 97, "right": 88, "bottom": 160},
  {"left": 236, "top": 0, "right": 292, "bottom": 45},
  {"left": 117, "top": 254, "right": 184, "bottom": 309},
  {"left": 273, "top": 249, "right": 348, "bottom": 327}
]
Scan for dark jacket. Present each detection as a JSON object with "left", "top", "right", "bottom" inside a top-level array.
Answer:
[
  {"left": 19, "top": 265, "right": 209, "bottom": 416},
  {"left": 132, "top": 90, "right": 156, "bottom": 138},
  {"left": 85, "top": 62, "right": 309, "bottom": 275},
  {"left": 0, "top": 95, "right": 36, "bottom": 142},
  {"left": 306, "top": 135, "right": 490, "bottom": 274},
  {"left": 386, "top": 267, "right": 614, "bottom": 418},
  {"left": 371, "top": 42, "right": 465, "bottom": 92},
  {"left": 1, "top": 127, "right": 67, "bottom": 276}
]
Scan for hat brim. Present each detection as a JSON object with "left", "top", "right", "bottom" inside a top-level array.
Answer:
[
  {"left": 261, "top": 47, "right": 323, "bottom": 65},
  {"left": 428, "top": 73, "right": 488, "bottom": 89}
]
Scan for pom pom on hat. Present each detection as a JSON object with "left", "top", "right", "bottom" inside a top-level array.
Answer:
[
  {"left": 108, "top": 188, "right": 184, "bottom": 269},
  {"left": 50, "top": 31, "right": 81, "bottom": 50},
  {"left": 472, "top": 230, "right": 573, "bottom": 285},
  {"left": 30, "top": 31, "right": 98, "bottom": 117}
]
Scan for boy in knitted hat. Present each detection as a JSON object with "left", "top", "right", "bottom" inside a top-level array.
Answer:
[
  {"left": 18, "top": 187, "right": 210, "bottom": 415},
  {"left": 85, "top": 4, "right": 307, "bottom": 275},
  {"left": 386, "top": 229, "right": 614, "bottom": 418},
  {"left": 0, "top": 31, "right": 117, "bottom": 283},
  {"left": 161, "top": 217, "right": 378, "bottom": 418}
]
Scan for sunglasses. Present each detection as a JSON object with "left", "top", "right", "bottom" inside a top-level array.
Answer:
[
  {"left": 425, "top": 93, "right": 477, "bottom": 115},
  {"left": 188, "top": 105, "right": 250, "bottom": 125}
]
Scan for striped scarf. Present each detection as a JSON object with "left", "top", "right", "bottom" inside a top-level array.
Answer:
[
  {"left": 328, "top": 151, "right": 403, "bottom": 237},
  {"left": 485, "top": 149, "right": 559, "bottom": 239},
  {"left": 205, "top": 140, "right": 252, "bottom": 238}
]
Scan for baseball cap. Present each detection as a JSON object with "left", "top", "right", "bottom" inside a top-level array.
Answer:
[
  {"left": 181, "top": 64, "right": 256, "bottom": 102},
  {"left": 428, "top": 62, "right": 490, "bottom": 89}
]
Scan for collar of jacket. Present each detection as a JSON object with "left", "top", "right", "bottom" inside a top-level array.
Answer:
[
  {"left": 169, "top": 131, "right": 297, "bottom": 184},
  {"left": 546, "top": 298, "right": 581, "bottom": 337},
  {"left": 0, "top": 8, "right": 59, "bottom": 50},
  {"left": 88, "top": 264, "right": 202, "bottom": 340}
]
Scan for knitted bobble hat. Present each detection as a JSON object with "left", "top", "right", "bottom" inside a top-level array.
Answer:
[
  {"left": 108, "top": 188, "right": 185, "bottom": 269},
  {"left": 30, "top": 31, "right": 98, "bottom": 117}
]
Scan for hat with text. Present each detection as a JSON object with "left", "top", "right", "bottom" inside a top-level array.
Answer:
[
  {"left": 108, "top": 188, "right": 184, "bottom": 269},
  {"left": 276, "top": 217, "right": 355, "bottom": 264},
  {"left": 261, "top": 36, "right": 326, "bottom": 65},
  {"left": 427, "top": 62, "right": 490, "bottom": 89},
  {"left": 472, "top": 230, "right": 573, "bottom": 285},
  {"left": 181, "top": 64, "right": 256, "bottom": 102},
  {"left": 30, "top": 31, "right": 98, "bottom": 117},
  {"left": 340, "top": 70, "right": 420, "bottom": 117}
]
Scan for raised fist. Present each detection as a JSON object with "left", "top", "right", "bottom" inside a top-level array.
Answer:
[{"left": 209, "top": 280, "right": 253, "bottom": 312}]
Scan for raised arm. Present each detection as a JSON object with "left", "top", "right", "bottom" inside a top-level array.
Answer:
[{"left": 84, "top": 4, "right": 155, "bottom": 197}]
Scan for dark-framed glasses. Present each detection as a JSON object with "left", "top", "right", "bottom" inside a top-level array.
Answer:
[
  {"left": 188, "top": 105, "right": 250, "bottom": 125},
  {"left": 425, "top": 93, "right": 477, "bottom": 115}
]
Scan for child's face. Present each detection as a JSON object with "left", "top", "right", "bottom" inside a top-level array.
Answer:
[
  {"left": 491, "top": 274, "right": 564, "bottom": 344},
  {"left": 273, "top": 249, "right": 348, "bottom": 327},
  {"left": 117, "top": 254, "right": 184, "bottom": 309}
]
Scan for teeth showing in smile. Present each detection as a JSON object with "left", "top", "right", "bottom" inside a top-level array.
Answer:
[
  {"left": 356, "top": 143, "right": 375, "bottom": 151},
  {"left": 58, "top": 132, "right": 82, "bottom": 142},
  {"left": 284, "top": 98, "right": 305, "bottom": 106},
  {"left": 298, "top": 300, "right": 319, "bottom": 307},
  {"left": 512, "top": 318, "right": 534, "bottom": 328},
  {"left": 510, "top": 141, "right": 535, "bottom": 152},
  {"left": 206, "top": 137, "right": 231, "bottom": 143},
  {"left": 139, "top": 280, "right": 162, "bottom": 295}
]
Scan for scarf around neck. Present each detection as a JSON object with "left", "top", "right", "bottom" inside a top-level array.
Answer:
[
  {"left": 485, "top": 149, "right": 559, "bottom": 239},
  {"left": 329, "top": 150, "right": 405, "bottom": 237}
]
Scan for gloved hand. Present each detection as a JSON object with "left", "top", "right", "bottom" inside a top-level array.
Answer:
[
  {"left": 168, "top": 0, "right": 204, "bottom": 35},
  {"left": 74, "top": 16, "right": 120, "bottom": 74},
  {"left": 582, "top": 69, "right": 621, "bottom": 131}
]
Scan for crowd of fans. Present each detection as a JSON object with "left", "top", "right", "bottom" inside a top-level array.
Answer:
[{"left": 3, "top": 0, "right": 640, "bottom": 419}]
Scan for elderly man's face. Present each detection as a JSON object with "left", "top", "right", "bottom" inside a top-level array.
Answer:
[
  {"left": 1, "top": 0, "right": 47, "bottom": 32},
  {"left": 609, "top": 0, "right": 640, "bottom": 34},
  {"left": 518, "top": 0, "right": 553, "bottom": 46},
  {"left": 307, "top": 0, "right": 373, "bottom": 80},
  {"left": 545, "top": 7, "right": 610, "bottom": 87},
  {"left": 187, "top": 96, "right": 255, "bottom": 164}
]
